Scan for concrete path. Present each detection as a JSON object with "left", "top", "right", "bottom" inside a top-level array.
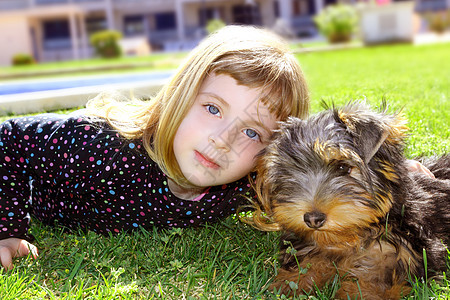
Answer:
[{"left": 0, "top": 71, "right": 171, "bottom": 116}]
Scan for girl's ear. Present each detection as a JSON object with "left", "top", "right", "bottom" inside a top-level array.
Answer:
[{"left": 335, "top": 102, "right": 408, "bottom": 164}]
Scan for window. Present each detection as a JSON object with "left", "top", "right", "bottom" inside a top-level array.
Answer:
[
  {"left": 274, "top": 1, "right": 280, "bottom": 18},
  {"left": 232, "top": 5, "right": 261, "bottom": 25},
  {"left": 86, "top": 17, "right": 107, "bottom": 35},
  {"left": 198, "top": 8, "right": 223, "bottom": 27},
  {"left": 36, "top": 0, "right": 69, "bottom": 4},
  {"left": 43, "top": 19, "right": 69, "bottom": 39},
  {"left": 293, "top": 0, "right": 312, "bottom": 16},
  {"left": 155, "top": 12, "right": 176, "bottom": 30},
  {"left": 43, "top": 19, "right": 71, "bottom": 49},
  {"left": 124, "top": 15, "right": 145, "bottom": 36}
]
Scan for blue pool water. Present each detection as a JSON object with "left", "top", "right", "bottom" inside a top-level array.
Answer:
[{"left": 0, "top": 71, "right": 173, "bottom": 96}]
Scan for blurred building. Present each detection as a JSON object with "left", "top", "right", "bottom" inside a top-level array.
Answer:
[
  {"left": 0, "top": 0, "right": 447, "bottom": 65},
  {"left": 415, "top": 0, "right": 449, "bottom": 11},
  {"left": 0, "top": 0, "right": 338, "bottom": 65}
]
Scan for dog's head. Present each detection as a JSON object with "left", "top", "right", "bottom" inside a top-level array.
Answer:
[{"left": 255, "top": 101, "right": 408, "bottom": 248}]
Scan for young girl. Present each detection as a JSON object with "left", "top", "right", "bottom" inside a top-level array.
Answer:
[{"left": 0, "top": 25, "right": 310, "bottom": 269}]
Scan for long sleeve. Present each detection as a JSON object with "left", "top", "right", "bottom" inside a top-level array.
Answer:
[
  {"left": 0, "top": 114, "right": 90, "bottom": 239},
  {"left": 0, "top": 116, "right": 42, "bottom": 239}
]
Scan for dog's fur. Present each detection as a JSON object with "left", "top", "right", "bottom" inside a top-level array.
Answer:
[{"left": 250, "top": 102, "right": 449, "bottom": 299}]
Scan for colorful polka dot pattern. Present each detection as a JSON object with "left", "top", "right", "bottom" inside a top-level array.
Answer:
[{"left": 0, "top": 114, "right": 253, "bottom": 239}]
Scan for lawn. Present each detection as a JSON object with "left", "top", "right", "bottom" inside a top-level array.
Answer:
[
  {"left": 0, "top": 52, "right": 187, "bottom": 81},
  {"left": 0, "top": 41, "right": 449, "bottom": 299}
]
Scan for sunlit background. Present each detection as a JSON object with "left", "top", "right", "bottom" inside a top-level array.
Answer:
[
  {"left": 0, "top": 3, "right": 448, "bottom": 297},
  {"left": 0, "top": 0, "right": 448, "bottom": 65},
  {"left": 0, "top": 0, "right": 448, "bottom": 116}
]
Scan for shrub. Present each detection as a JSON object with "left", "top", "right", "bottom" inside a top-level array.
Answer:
[
  {"left": 314, "top": 4, "right": 359, "bottom": 43},
  {"left": 90, "top": 30, "right": 123, "bottom": 58},
  {"left": 12, "top": 53, "right": 35, "bottom": 66},
  {"left": 206, "top": 19, "right": 226, "bottom": 34},
  {"left": 425, "top": 11, "right": 450, "bottom": 34}
]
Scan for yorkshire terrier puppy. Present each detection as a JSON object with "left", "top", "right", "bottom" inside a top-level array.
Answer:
[{"left": 250, "top": 102, "right": 449, "bottom": 299}]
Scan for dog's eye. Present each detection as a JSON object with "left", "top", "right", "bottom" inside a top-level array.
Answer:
[{"left": 336, "top": 163, "right": 352, "bottom": 175}]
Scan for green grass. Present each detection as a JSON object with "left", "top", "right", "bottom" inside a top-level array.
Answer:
[
  {"left": 0, "top": 39, "right": 329, "bottom": 80},
  {"left": 1, "top": 42, "right": 449, "bottom": 299},
  {"left": 0, "top": 52, "right": 187, "bottom": 80},
  {"left": 3, "top": 218, "right": 279, "bottom": 299},
  {"left": 290, "top": 39, "right": 362, "bottom": 52},
  {"left": 298, "top": 42, "right": 449, "bottom": 157}
]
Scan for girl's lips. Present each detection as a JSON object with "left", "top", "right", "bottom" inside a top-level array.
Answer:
[{"left": 194, "top": 151, "right": 220, "bottom": 170}]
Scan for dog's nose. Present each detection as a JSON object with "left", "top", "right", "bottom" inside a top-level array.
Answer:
[{"left": 304, "top": 211, "right": 326, "bottom": 229}]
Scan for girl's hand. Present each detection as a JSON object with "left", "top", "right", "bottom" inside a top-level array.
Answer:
[
  {"left": 406, "top": 159, "right": 435, "bottom": 179},
  {"left": 0, "top": 238, "right": 38, "bottom": 270}
]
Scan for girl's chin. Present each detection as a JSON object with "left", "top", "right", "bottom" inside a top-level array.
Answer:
[
  {"left": 185, "top": 176, "right": 217, "bottom": 188},
  {"left": 168, "top": 178, "right": 207, "bottom": 200}
]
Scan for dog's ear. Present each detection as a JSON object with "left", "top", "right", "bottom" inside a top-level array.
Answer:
[{"left": 335, "top": 102, "right": 408, "bottom": 164}]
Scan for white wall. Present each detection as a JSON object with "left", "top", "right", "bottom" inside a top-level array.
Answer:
[
  {"left": 359, "top": 2, "right": 415, "bottom": 44},
  {"left": 0, "top": 15, "right": 32, "bottom": 66}
]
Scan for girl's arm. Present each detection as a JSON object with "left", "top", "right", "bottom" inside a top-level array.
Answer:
[{"left": 0, "top": 238, "right": 38, "bottom": 269}]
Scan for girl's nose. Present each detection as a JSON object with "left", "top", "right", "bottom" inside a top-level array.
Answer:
[
  {"left": 208, "top": 135, "right": 231, "bottom": 152},
  {"left": 208, "top": 120, "right": 242, "bottom": 152}
]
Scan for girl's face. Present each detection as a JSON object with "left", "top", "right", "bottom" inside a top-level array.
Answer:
[{"left": 173, "top": 73, "right": 278, "bottom": 188}]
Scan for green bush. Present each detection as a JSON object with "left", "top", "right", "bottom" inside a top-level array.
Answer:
[
  {"left": 11, "top": 53, "right": 35, "bottom": 66},
  {"left": 206, "top": 19, "right": 226, "bottom": 34},
  {"left": 90, "top": 30, "right": 123, "bottom": 58},
  {"left": 314, "top": 4, "right": 359, "bottom": 43},
  {"left": 425, "top": 11, "right": 450, "bottom": 34}
]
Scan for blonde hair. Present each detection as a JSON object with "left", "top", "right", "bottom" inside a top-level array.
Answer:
[{"left": 86, "top": 25, "right": 309, "bottom": 189}]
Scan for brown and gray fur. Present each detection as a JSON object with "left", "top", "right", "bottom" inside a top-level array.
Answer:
[{"left": 250, "top": 102, "right": 449, "bottom": 299}]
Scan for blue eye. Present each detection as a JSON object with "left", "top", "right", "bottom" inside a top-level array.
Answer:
[
  {"left": 206, "top": 105, "right": 220, "bottom": 116},
  {"left": 243, "top": 129, "right": 260, "bottom": 141}
]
